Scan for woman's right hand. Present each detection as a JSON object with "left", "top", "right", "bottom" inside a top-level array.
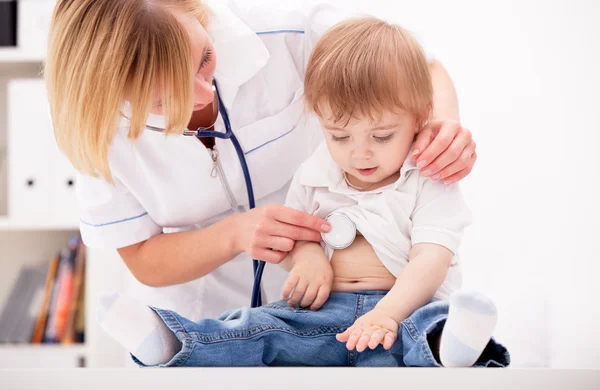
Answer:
[{"left": 233, "top": 205, "right": 330, "bottom": 264}]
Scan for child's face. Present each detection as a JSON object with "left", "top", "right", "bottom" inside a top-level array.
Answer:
[{"left": 318, "top": 108, "right": 418, "bottom": 189}]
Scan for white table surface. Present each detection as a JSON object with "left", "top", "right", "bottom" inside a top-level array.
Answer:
[{"left": 1, "top": 368, "right": 599, "bottom": 390}]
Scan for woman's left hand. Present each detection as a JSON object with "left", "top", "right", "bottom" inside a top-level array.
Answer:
[{"left": 412, "top": 119, "right": 476, "bottom": 184}]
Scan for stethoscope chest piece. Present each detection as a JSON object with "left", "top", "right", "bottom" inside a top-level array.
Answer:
[{"left": 321, "top": 212, "right": 357, "bottom": 250}]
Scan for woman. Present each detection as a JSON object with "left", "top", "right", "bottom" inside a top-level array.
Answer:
[{"left": 45, "top": 0, "right": 477, "bottom": 321}]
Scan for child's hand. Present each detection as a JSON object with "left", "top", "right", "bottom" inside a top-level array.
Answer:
[
  {"left": 281, "top": 255, "right": 333, "bottom": 311},
  {"left": 336, "top": 308, "right": 399, "bottom": 352}
]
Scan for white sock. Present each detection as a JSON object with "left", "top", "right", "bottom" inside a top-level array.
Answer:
[
  {"left": 439, "top": 289, "right": 498, "bottom": 367},
  {"left": 96, "top": 292, "right": 181, "bottom": 366}
]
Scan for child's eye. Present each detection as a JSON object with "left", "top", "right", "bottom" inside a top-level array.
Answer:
[
  {"left": 331, "top": 135, "right": 350, "bottom": 142},
  {"left": 374, "top": 134, "right": 394, "bottom": 143}
]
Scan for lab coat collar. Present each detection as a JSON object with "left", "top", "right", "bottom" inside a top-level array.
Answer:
[
  {"left": 298, "top": 142, "right": 420, "bottom": 194},
  {"left": 206, "top": 0, "right": 270, "bottom": 111},
  {"left": 125, "top": 0, "right": 270, "bottom": 131}
]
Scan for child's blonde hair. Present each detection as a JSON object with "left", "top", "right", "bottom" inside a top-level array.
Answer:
[
  {"left": 304, "top": 17, "right": 433, "bottom": 128},
  {"left": 45, "top": 0, "right": 210, "bottom": 182}
]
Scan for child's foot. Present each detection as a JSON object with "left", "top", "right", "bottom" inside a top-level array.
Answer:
[
  {"left": 97, "top": 292, "right": 181, "bottom": 366},
  {"left": 439, "top": 289, "right": 498, "bottom": 367}
]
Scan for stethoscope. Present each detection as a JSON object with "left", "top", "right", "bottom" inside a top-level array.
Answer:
[
  {"left": 138, "top": 79, "right": 358, "bottom": 308},
  {"left": 320, "top": 212, "right": 357, "bottom": 250},
  {"left": 137, "top": 80, "right": 265, "bottom": 307}
]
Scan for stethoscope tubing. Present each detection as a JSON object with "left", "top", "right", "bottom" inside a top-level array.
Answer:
[{"left": 141, "top": 80, "right": 266, "bottom": 307}]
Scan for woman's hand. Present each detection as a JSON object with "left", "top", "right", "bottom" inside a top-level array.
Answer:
[
  {"left": 281, "top": 251, "right": 333, "bottom": 310},
  {"left": 412, "top": 119, "right": 476, "bottom": 184},
  {"left": 336, "top": 307, "right": 400, "bottom": 352},
  {"left": 233, "top": 205, "right": 330, "bottom": 264}
]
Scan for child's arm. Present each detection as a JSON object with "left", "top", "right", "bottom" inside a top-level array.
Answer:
[
  {"left": 279, "top": 164, "right": 333, "bottom": 310},
  {"left": 279, "top": 241, "right": 325, "bottom": 272},
  {"left": 279, "top": 241, "right": 333, "bottom": 311},
  {"left": 375, "top": 243, "right": 453, "bottom": 323},
  {"left": 336, "top": 243, "right": 452, "bottom": 352}
]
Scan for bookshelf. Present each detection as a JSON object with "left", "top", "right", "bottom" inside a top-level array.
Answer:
[
  {"left": 0, "top": 48, "right": 44, "bottom": 63},
  {"left": 0, "top": 4, "right": 128, "bottom": 368},
  {"left": 0, "top": 344, "right": 87, "bottom": 369},
  {"left": 0, "top": 217, "right": 79, "bottom": 231},
  {"left": 0, "top": 228, "right": 87, "bottom": 366},
  {"left": 0, "top": 97, "right": 128, "bottom": 369}
]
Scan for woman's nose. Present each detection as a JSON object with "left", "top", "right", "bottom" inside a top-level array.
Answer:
[{"left": 193, "top": 78, "right": 214, "bottom": 106}]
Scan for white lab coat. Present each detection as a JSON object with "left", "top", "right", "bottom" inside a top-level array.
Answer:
[{"left": 76, "top": 0, "right": 432, "bottom": 320}]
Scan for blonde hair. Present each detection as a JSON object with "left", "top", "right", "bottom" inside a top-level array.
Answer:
[
  {"left": 304, "top": 17, "right": 433, "bottom": 128},
  {"left": 45, "top": 0, "right": 210, "bottom": 182}
]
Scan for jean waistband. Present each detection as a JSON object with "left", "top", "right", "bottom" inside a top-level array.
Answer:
[{"left": 332, "top": 290, "right": 389, "bottom": 296}]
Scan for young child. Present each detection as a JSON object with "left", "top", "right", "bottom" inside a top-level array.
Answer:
[{"left": 98, "top": 17, "right": 510, "bottom": 368}]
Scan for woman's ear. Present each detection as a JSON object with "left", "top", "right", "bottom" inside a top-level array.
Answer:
[{"left": 415, "top": 118, "right": 426, "bottom": 134}]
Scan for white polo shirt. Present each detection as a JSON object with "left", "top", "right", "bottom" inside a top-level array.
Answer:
[
  {"left": 285, "top": 142, "right": 472, "bottom": 300},
  {"left": 75, "top": 0, "right": 437, "bottom": 319}
]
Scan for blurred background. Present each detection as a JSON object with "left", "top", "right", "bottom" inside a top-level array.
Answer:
[{"left": 0, "top": 0, "right": 598, "bottom": 369}]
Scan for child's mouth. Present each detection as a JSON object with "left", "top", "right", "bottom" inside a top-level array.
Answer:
[{"left": 357, "top": 167, "right": 377, "bottom": 176}]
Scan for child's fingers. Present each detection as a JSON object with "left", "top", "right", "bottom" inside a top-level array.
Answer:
[
  {"left": 346, "top": 327, "right": 364, "bottom": 351},
  {"left": 281, "top": 274, "right": 299, "bottom": 300},
  {"left": 356, "top": 331, "right": 372, "bottom": 352},
  {"left": 299, "top": 283, "right": 319, "bottom": 308},
  {"left": 336, "top": 326, "right": 353, "bottom": 342},
  {"left": 310, "top": 285, "right": 330, "bottom": 311},
  {"left": 368, "top": 329, "right": 385, "bottom": 350},
  {"left": 287, "top": 279, "right": 308, "bottom": 307},
  {"left": 383, "top": 332, "right": 397, "bottom": 350}
]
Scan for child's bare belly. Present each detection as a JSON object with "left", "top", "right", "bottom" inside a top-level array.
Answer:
[{"left": 330, "top": 234, "right": 396, "bottom": 292}]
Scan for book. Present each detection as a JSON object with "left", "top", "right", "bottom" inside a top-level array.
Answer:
[
  {"left": 31, "top": 254, "right": 61, "bottom": 343},
  {"left": 62, "top": 240, "right": 86, "bottom": 344},
  {"left": 11, "top": 267, "right": 47, "bottom": 343},
  {"left": 0, "top": 266, "right": 47, "bottom": 343},
  {"left": 53, "top": 238, "right": 78, "bottom": 341},
  {"left": 0, "top": 268, "right": 29, "bottom": 342},
  {"left": 74, "top": 276, "right": 86, "bottom": 343},
  {"left": 43, "top": 236, "right": 79, "bottom": 343}
]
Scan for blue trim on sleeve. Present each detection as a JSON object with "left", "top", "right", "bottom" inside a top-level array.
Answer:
[
  {"left": 80, "top": 212, "right": 149, "bottom": 227},
  {"left": 256, "top": 29, "right": 305, "bottom": 35},
  {"left": 245, "top": 126, "right": 296, "bottom": 155}
]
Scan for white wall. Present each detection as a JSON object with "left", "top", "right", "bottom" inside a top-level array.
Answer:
[{"left": 328, "top": 0, "right": 599, "bottom": 368}]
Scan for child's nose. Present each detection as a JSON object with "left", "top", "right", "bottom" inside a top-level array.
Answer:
[{"left": 352, "top": 144, "right": 373, "bottom": 160}]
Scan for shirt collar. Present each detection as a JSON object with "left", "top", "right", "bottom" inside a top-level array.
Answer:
[
  {"left": 298, "top": 142, "right": 420, "bottom": 194},
  {"left": 123, "top": 0, "right": 270, "bottom": 131}
]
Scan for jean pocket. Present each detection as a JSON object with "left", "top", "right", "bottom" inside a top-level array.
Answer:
[{"left": 263, "top": 299, "right": 312, "bottom": 313}]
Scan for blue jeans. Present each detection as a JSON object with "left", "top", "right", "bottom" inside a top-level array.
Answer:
[{"left": 134, "top": 290, "right": 510, "bottom": 367}]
